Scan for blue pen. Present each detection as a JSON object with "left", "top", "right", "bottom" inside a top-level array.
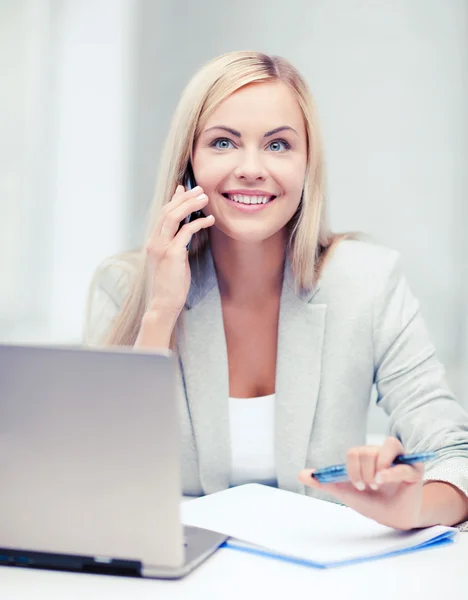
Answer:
[{"left": 311, "top": 451, "right": 437, "bottom": 484}]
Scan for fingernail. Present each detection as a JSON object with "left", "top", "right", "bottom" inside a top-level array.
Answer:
[
  {"left": 375, "top": 472, "right": 382, "bottom": 485},
  {"left": 369, "top": 483, "right": 379, "bottom": 491},
  {"left": 355, "top": 481, "right": 366, "bottom": 491},
  {"left": 192, "top": 185, "right": 202, "bottom": 193},
  {"left": 196, "top": 193, "right": 207, "bottom": 200}
]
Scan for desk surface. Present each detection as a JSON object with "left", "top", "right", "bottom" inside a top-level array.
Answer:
[{"left": 1, "top": 533, "right": 465, "bottom": 600}]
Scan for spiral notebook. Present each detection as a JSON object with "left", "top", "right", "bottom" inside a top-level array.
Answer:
[{"left": 181, "top": 484, "right": 458, "bottom": 569}]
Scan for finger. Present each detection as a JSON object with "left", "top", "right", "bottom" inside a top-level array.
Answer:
[
  {"left": 172, "top": 214, "right": 215, "bottom": 250},
  {"left": 160, "top": 192, "right": 208, "bottom": 243},
  {"left": 346, "top": 447, "right": 366, "bottom": 491},
  {"left": 360, "top": 448, "right": 380, "bottom": 490},
  {"left": 153, "top": 185, "right": 204, "bottom": 238},
  {"left": 299, "top": 470, "right": 363, "bottom": 504},
  {"left": 375, "top": 463, "right": 423, "bottom": 486},
  {"left": 299, "top": 469, "right": 346, "bottom": 493},
  {"left": 167, "top": 185, "right": 204, "bottom": 213},
  {"left": 376, "top": 436, "right": 405, "bottom": 472},
  {"left": 174, "top": 183, "right": 185, "bottom": 197},
  {"left": 298, "top": 469, "right": 325, "bottom": 490}
]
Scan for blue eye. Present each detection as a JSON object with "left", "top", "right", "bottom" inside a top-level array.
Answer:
[
  {"left": 268, "top": 139, "right": 291, "bottom": 152},
  {"left": 211, "top": 138, "right": 235, "bottom": 150}
]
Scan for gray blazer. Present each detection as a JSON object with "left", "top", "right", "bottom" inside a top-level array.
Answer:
[{"left": 84, "top": 240, "right": 468, "bottom": 519}]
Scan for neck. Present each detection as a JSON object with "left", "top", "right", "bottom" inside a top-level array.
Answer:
[{"left": 208, "top": 227, "right": 287, "bottom": 307}]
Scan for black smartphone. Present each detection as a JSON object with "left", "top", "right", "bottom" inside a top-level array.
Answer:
[{"left": 182, "top": 163, "right": 203, "bottom": 250}]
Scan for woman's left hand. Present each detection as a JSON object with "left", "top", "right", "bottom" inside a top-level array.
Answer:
[{"left": 298, "top": 437, "right": 425, "bottom": 530}]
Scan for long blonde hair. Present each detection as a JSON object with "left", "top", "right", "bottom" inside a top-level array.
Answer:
[{"left": 104, "top": 51, "right": 348, "bottom": 348}]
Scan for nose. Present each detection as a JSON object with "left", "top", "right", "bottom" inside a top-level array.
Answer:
[{"left": 234, "top": 149, "right": 267, "bottom": 182}]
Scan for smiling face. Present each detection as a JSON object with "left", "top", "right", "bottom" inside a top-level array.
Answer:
[{"left": 192, "top": 80, "right": 308, "bottom": 244}]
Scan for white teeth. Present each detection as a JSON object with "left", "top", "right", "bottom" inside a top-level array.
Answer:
[{"left": 228, "top": 194, "right": 271, "bottom": 205}]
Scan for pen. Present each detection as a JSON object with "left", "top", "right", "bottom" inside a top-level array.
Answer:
[{"left": 311, "top": 451, "right": 437, "bottom": 484}]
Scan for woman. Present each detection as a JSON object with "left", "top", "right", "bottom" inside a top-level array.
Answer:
[{"left": 85, "top": 51, "right": 468, "bottom": 531}]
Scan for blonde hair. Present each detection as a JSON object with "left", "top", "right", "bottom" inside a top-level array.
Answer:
[{"left": 104, "top": 51, "right": 349, "bottom": 348}]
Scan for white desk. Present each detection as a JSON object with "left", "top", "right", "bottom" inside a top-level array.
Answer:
[{"left": 1, "top": 534, "right": 465, "bottom": 600}]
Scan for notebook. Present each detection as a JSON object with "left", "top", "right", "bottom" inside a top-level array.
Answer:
[{"left": 181, "top": 484, "right": 458, "bottom": 569}]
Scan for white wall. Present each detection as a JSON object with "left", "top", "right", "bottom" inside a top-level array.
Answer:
[
  {"left": 47, "top": 0, "right": 135, "bottom": 342},
  {"left": 0, "top": 0, "right": 55, "bottom": 333},
  {"left": 128, "top": 0, "right": 468, "bottom": 430},
  {"left": 3, "top": 0, "right": 467, "bottom": 430},
  {"left": 1, "top": 0, "right": 136, "bottom": 343}
]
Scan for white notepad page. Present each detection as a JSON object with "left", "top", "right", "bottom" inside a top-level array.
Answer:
[{"left": 182, "top": 484, "right": 458, "bottom": 566}]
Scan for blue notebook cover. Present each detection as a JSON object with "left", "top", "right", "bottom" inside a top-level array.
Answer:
[{"left": 224, "top": 531, "right": 456, "bottom": 569}]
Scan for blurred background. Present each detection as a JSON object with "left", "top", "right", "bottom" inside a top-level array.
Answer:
[{"left": 1, "top": 0, "right": 467, "bottom": 433}]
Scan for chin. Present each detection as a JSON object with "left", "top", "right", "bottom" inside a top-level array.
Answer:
[{"left": 215, "top": 223, "right": 285, "bottom": 245}]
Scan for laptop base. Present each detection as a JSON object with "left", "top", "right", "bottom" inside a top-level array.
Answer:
[{"left": 0, "top": 526, "right": 227, "bottom": 580}]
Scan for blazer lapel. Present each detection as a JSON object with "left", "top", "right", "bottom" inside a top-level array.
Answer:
[
  {"left": 275, "top": 260, "right": 327, "bottom": 494},
  {"left": 177, "top": 250, "right": 231, "bottom": 494},
  {"left": 178, "top": 249, "right": 327, "bottom": 497}
]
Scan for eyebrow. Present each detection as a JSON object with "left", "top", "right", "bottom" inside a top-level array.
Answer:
[{"left": 204, "top": 125, "right": 299, "bottom": 138}]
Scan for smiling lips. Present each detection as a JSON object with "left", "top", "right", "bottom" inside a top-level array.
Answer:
[
  {"left": 221, "top": 190, "right": 277, "bottom": 211},
  {"left": 221, "top": 191, "right": 276, "bottom": 213}
]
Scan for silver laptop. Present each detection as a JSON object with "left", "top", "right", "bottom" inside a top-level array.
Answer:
[{"left": 0, "top": 344, "right": 227, "bottom": 578}]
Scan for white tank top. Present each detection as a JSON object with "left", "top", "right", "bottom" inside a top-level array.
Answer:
[{"left": 229, "top": 394, "right": 277, "bottom": 487}]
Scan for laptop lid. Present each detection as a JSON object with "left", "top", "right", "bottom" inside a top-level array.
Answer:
[{"left": 0, "top": 344, "right": 184, "bottom": 571}]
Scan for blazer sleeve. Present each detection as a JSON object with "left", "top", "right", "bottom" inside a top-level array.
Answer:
[
  {"left": 82, "top": 258, "right": 134, "bottom": 346},
  {"left": 373, "top": 251, "right": 468, "bottom": 530}
]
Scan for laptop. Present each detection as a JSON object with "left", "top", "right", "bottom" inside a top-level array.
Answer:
[{"left": 0, "top": 343, "right": 227, "bottom": 578}]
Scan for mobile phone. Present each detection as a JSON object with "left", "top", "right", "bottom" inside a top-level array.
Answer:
[{"left": 182, "top": 163, "right": 203, "bottom": 250}]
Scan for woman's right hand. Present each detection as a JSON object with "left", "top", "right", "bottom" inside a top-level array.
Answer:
[{"left": 143, "top": 184, "right": 214, "bottom": 321}]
